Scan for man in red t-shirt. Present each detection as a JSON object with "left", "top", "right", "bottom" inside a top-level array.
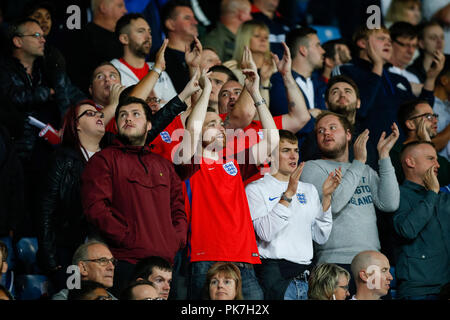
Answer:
[{"left": 175, "top": 47, "right": 280, "bottom": 300}]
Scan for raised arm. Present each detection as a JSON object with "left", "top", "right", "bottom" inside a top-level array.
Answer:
[
  {"left": 242, "top": 46, "right": 280, "bottom": 166},
  {"left": 274, "top": 42, "right": 311, "bottom": 133}
]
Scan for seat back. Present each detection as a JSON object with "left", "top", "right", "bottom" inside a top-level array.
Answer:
[
  {"left": 311, "top": 25, "right": 342, "bottom": 43},
  {"left": 14, "top": 274, "right": 49, "bottom": 300},
  {"left": 15, "top": 237, "right": 40, "bottom": 274}
]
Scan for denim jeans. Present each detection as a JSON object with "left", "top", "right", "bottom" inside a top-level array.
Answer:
[
  {"left": 283, "top": 279, "right": 309, "bottom": 300},
  {"left": 189, "top": 261, "right": 264, "bottom": 300}
]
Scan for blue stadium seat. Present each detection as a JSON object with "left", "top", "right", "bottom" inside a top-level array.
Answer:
[
  {"left": 14, "top": 274, "right": 49, "bottom": 300},
  {"left": 0, "top": 270, "right": 15, "bottom": 297},
  {"left": 311, "top": 25, "right": 342, "bottom": 43},
  {"left": 389, "top": 266, "right": 397, "bottom": 299},
  {"left": 15, "top": 237, "right": 40, "bottom": 274},
  {"left": 0, "top": 236, "right": 15, "bottom": 270}
]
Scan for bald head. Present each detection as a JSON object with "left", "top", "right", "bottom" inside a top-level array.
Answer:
[
  {"left": 400, "top": 141, "right": 439, "bottom": 184},
  {"left": 351, "top": 251, "right": 387, "bottom": 281}
]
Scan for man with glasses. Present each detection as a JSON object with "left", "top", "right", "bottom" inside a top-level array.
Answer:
[
  {"left": 391, "top": 99, "right": 450, "bottom": 186},
  {"left": 52, "top": 240, "right": 118, "bottom": 300},
  {"left": 350, "top": 250, "right": 393, "bottom": 300},
  {"left": 388, "top": 22, "right": 423, "bottom": 96}
]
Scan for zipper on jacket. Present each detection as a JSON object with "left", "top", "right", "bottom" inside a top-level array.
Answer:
[{"left": 137, "top": 149, "right": 148, "bottom": 174}]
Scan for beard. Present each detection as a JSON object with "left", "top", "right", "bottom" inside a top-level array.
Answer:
[
  {"left": 130, "top": 41, "right": 151, "bottom": 58},
  {"left": 327, "top": 100, "right": 357, "bottom": 124},
  {"left": 118, "top": 125, "right": 148, "bottom": 146},
  {"left": 320, "top": 138, "right": 347, "bottom": 160}
]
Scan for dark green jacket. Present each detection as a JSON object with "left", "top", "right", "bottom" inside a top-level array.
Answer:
[{"left": 393, "top": 181, "right": 450, "bottom": 298}]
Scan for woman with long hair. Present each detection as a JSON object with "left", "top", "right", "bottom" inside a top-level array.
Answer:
[{"left": 203, "top": 262, "right": 244, "bottom": 300}]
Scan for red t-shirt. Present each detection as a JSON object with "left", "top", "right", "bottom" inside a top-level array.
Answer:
[
  {"left": 177, "top": 149, "right": 261, "bottom": 264},
  {"left": 119, "top": 58, "right": 150, "bottom": 80},
  {"left": 149, "top": 115, "right": 185, "bottom": 162}
]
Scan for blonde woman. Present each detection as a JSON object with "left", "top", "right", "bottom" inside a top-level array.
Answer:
[
  {"left": 203, "top": 262, "right": 244, "bottom": 300},
  {"left": 308, "top": 263, "right": 351, "bottom": 300},
  {"left": 385, "top": 0, "right": 422, "bottom": 27}
]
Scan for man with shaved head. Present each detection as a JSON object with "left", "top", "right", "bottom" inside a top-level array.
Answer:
[
  {"left": 393, "top": 141, "right": 450, "bottom": 300},
  {"left": 350, "top": 250, "right": 393, "bottom": 300}
]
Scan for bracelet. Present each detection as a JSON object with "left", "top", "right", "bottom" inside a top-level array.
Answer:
[
  {"left": 152, "top": 67, "right": 162, "bottom": 76},
  {"left": 254, "top": 98, "right": 267, "bottom": 107},
  {"left": 260, "top": 83, "right": 272, "bottom": 90}
]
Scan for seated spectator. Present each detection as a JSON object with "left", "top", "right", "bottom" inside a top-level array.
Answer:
[
  {"left": 111, "top": 13, "right": 176, "bottom": 104},
  {"left": 161, "top": 0, "right": 199, "bottom": 93},
  {"left": 223, "top": 19, "right": 276, "bottom": 100},
  {"left": 391, "top": 99, "right": 450, "bottom": 186},
  {"left": 433, "top": 61, "right": 450, "bottom": 161},
  {"left": 52, "top": 240, "right": 117, "bottom": 300},
  {"left": 121, "top": 279, "right": 161, "bottom": 300},
  {"left": 246, "top": 129, "right": 341, "bottom": 300},
  {"left": 388, "top": 22, "right": 422, "bottom": 95},
  {"left": 407, "top": 20, "right": 446, "bottom": 84},
  {"left": 393, "top": 141, "right": 450, "bottom": 300},
  {"left": 67, "top": 280, "right": 112, "bottom": 300},
  {"left": 24, "top": 0, "right": 66, "bottom": 73},
  {"left": 36, "top": 100, "right": 107, "bottom": 292},
  {"left": 321, "top": 39, "right": 352, "bottom": 83},
  {"left": 333, "top": 23, "right": 443, "bottom": 157},
  {"left": 251, "top": 0, "right": 291, "bottom": 58},
  {"left": 0, "top": 284, "right": 14, "bottom": 300},
  {"left": 132, "top": 256, "right": 173, "bottom": 300},
  {"left": 384, "top": 0, "right": 422, "bottom": 28},
  {"left": 350, "top": 250, "right": 393, "bottom": 300},
  {"left": 307, "top": 263, "right": 351, "bottom": 300},
  {"left": 203, "top": 262, "right": 243, "bottom": 300},
  {"left": 300, "top": 112, "right": 400, "bottom": 297},
  {"left": 202, "top": 0, "right": 252, "bottom": 62}
]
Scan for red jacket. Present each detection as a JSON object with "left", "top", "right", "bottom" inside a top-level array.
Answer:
[{"left": 81, "top": 140, "right": 187, "bottom": 264}]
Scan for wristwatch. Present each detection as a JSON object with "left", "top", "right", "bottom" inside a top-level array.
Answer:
[{"left": 281, "top": 192, "right": 292, "bottom": 203}]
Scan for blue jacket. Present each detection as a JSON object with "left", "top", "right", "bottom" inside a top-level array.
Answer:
[
  {"left": 333, "top": 58, "right": 435, "bottom": 145},
  {"left": 393, "top": 181, "right": 450, "bottom": 298}
]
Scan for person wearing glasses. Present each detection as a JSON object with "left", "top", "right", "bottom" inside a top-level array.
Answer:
[
  {"left": 120, "top": 279, "right": 162, "bottom": 300},
  {"left": 391, "top": 99, "right": 450, "bottom": 186},
  {"left": 393, "top": 141, "right": 450, "bottom": 299},
  {"left": 37, "top": 100, "right": 107, "bottom": 294},
  {"left": 53, "top": 240, "right": 118, "bottom": 300},
  {"left": 350, "top": 250, "right": 393, "bottom": 300},
  {"left": 307, "top": 263, "right": 351, "bottom": 300}
]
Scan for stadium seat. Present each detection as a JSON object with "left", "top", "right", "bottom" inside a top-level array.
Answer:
[
  {"left": 14, "top": 274, "right": 49, "bottom": 300},
  {"left": 311, "top": 25, "right": 342, "bottom": 43},
  {"left": 389, "top": 266, "right": 397, "bottom": 299},
  {"left": 0, "top": 270, "right": 15, "bottom": 296},
  {"left": 0, "top": 236, "right": 15, "bottom": 270},
  {"left": 15, "top": 237, "right": 40, "bottom": 274}
]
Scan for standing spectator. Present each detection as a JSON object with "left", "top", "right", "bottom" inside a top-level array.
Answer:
[
  {"left": 251, "top": 0, "right": 291, "bottom": 59},
  {"left": 36, "top": 100, "right": 107, "bottom": 293},
  {"left": 161, "top": 0, "right": 199, "bottom": 92},
  {"left": 433, "top": 62, "right": 450, "bottom": 161},
  {"left": 350, "top": 250, "right": 394, "bottom": 300},
  {"left": 245, "top": 129, "right": 341, "bottom": 300},
  {"left": 393, "top": 141, "right": 450, "bottom": 300},
  {"left": 81, "top": 95, "right": 191, "bottom": 296},
  {"left": 388, "top": 22, "right": 422, "bottom": 95},
  {"left": 203, "top": 262, "right": 244, "bottom": 300},
  {"left": 321, "top": 39, "right": 352, "bottom": 83},
  {"left": 66, "top": 0, "right": 127, "bottom": 94},
  {"left": 111, "top": 13, "right": 176, "bottom": 104},
  {"left": 307, "top": 263, "right": 351, "bottom": 300},
  {"left": 407, "top": 21, "right": 446, "bottom": 84},
  {"left": 300, "top": 112, "right": 400, "bottom": 296},
  {"left": 52, "top": 240, "right": 118, "bottom": 300},
  {"left": 422, "top": 0, "right": 450, "bottom": 55},
  {"left": 391, "top": 99, "right": 450, "bottom": 186},
  {"left": 201, "top": 0, "right": 252, "bottom": 62}
]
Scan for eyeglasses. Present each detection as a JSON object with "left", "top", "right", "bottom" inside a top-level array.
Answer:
[
  {"left": 18, "top": 32, "right": 44, "bottom": 39},
  {"left": 146, "top": 97, "right": 162, "bottom": 104},
  {"left": 94, "top": 295, "right": 113, "bottom": 300},
  {"left": 393, "top": 39, "right": 418, "bottom": 49},
  {"left": 408, "top": 113, "right": 439, "bottom": 121},
  {"left": 337, "top": 285, "right": 349, "bottom": 291},
  {"left": 82, "top": 257, "right": 117, "bottom": 267},
  {"left": 76, "top": 109, "right": 105, "bottom": 121}
]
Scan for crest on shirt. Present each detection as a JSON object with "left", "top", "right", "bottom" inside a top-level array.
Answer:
[
  {"left": 297, "top": 193, "right": 307, "bottom": 204},
  {"left": 160, "top": 131, "right": 172, "bottom": 143},
  {"left": 223, "top": 161, "right": 238, "bottom": 176},
  {"left": 257, "top": 131, "right": 264, "bottom": 140}
]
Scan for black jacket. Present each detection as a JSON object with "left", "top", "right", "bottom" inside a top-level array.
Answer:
[
  {"left": 0, "top": 126, "right": 25, "bottom": 237},
  {"left": 36, "top": 146, "right": 88, "bottom": 272}
]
